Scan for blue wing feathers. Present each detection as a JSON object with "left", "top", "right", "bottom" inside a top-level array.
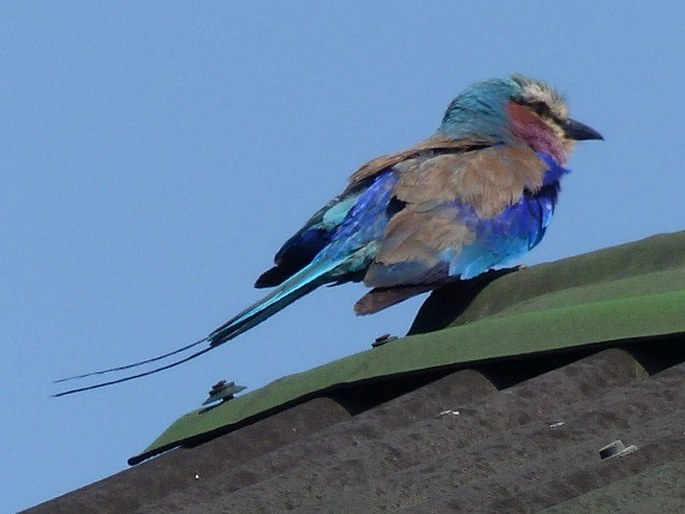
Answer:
[
  {"left": 211, "top": 170, "right": 400, "bottom": 346},
  {"left": 255, "top": 227, "right": 332, "bottom": 288},
  {"left": 256, "top": 171, "right": 400, "bottom": 288}
]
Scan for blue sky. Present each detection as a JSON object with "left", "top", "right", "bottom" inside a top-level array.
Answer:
[{"left": 3, "top": 2, "right": 684, "bottom": 511}]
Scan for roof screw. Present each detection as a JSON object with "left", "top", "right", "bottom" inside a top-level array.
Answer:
[
  {"left": 372, "top": 333, "right": 398, "bottom": 348},
  {"left": 203, "top": 380, "right": 246, "bottom": 406}
]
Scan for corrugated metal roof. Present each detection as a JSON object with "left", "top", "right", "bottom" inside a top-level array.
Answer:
[
  {"left": 25, "top": 343, "right": 685, "bottom": 513},
  {"left": 24, "top": 232, "right": 685, "bottom": 513}
]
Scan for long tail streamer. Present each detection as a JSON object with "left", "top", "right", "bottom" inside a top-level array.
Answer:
[{"left": 54, "top": 255, "right": 344, "bottom": 396}]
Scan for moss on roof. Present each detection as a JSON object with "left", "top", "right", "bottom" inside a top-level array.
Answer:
[{"left": 132, "top": 231, "right": 685, "bottom": 464}]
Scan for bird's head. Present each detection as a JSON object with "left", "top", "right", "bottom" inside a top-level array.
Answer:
[{"left": 438, "top": 74, "right": 602, "bottom": 163}]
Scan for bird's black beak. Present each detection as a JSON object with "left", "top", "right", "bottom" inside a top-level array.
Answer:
[{"left": 562, "top": 118, "right": 603, "bottom": 141}]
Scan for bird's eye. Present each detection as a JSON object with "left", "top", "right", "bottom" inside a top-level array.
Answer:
[{"left": 528, "top": 101, "right": 551, "bottom": 117}]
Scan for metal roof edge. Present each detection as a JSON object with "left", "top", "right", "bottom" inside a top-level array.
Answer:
[{"left": 132, "top": 288, "right": 685, "bottom": 463}]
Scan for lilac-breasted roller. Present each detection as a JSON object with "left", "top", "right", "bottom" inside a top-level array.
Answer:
[{"left": 56, "top": 74, "right": 602, "bottom": 395}]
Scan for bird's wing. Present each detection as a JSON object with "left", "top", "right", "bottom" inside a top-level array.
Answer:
[
  {"left": 363, "top": 144, "right": 551, "bottom": 289},
  {"left": 254, "top": 190, "right": 365, "bottom": 287},
  {"left": 256, "top": 135, "right": 494, "bottom": 288}
]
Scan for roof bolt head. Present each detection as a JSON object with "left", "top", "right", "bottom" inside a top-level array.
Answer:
[
  {"left": 372, "top": 333, "right": 398, "bottom": 348},
  {"left": 208, "top": 380, "right": 231, "bottom": 396},
  {"left": 202, "top": 380, "right": 247, "bottom": 406}
]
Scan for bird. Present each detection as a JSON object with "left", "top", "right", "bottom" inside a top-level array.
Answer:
[{"left": 55, "top": 74, "right": 602, "bottom": 395}]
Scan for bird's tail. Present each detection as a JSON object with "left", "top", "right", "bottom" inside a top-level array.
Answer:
[
  {"left": 54, "top": 254, "right": 348, "bottom": 396},
  {"left": 206, "top": 255, "right": 341, "bottom": 346}
]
